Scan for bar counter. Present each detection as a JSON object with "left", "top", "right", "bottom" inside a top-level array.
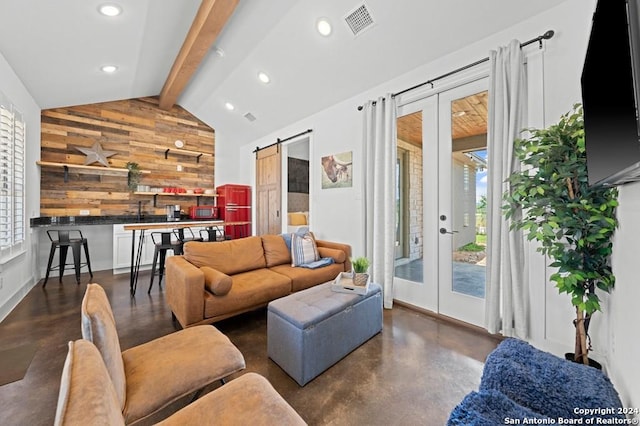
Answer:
[
  {"left": 30, "top": 215, "right": 207, "bottom": 227},
  {"left": 30, "top": 216, "right": 250, "bottom": 294}
]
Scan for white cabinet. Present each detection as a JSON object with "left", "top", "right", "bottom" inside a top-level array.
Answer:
[{"left": 113, "top": 223, "right": 172, "bottom": 273}]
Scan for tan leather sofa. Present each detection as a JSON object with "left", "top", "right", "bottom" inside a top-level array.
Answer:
[{"left": 166, "top": 234, "right": 352, "bottom": 328}]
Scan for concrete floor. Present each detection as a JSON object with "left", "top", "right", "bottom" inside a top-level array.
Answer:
[{"left": 0, "top": 269, "right": 501, "bottom": 426}]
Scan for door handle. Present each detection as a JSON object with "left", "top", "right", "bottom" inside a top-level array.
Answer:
[{"left": 439, "top": 228, "right": 459, "bottom": 235}]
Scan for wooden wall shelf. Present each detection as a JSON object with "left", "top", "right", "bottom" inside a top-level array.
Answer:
[
  {"left": 163, "top": 148, "right": 213, "bottom": 163},
  {"left": 37, "top": 161, "right": 151, "bottom": 182},
  {"left": 133, "top": 192, "right": 217, "bottom": 197},
  {"left": 134, "top": 191, "right": 217, "bottom": 207}
]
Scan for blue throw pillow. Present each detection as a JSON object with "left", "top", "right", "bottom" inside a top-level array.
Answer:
[
  {"left": 291, "top": 232, "right": 319, "bottom": 267},
  {"left": 282, "top": 233, "right": 292, "bottom": 251},
  {"left": 281, "top": 228, "right": 309, "bottom": 251}
]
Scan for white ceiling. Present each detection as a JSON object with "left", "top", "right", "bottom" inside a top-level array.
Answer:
[{"left": 0, "top": 0, "right": 565, "bottom": 146}]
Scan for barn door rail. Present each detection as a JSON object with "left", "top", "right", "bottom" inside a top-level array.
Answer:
[{"left": 253, "top": 129, "right": 313, "bottom": 155}]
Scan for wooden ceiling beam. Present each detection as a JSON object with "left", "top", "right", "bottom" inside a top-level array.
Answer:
[
  {"left": 452, "top": 134, "right": 487, "bottom": 153},
  {"left": 159, "top": 0, "right": 239, "bottom": 110}
]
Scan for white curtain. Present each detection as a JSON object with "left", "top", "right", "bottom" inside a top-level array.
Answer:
[
  {"left": 485, "top": 40, "right": 529, "bottom": 338},
  {"left": 363, "top": 95, "right": 397, "bottom": 309}
]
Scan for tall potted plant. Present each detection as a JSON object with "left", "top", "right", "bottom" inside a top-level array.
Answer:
[{"left": 503, "top": 104, "right": 618, "bottom": 366}]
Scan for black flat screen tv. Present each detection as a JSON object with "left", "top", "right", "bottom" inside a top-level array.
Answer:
[{"left": 582, "top": 0, "right": 640, "bottom": 186}]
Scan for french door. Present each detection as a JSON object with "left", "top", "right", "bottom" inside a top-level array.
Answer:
[
  {"left": 394, "top": 77, "right": 489, "bottom": 328},
  {"left": 437, "top": 79, "right": 488, "bottom": 327}
]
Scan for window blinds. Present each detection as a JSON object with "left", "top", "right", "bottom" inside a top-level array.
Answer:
[{"left": 0, "top": 92, "right": 25, "bottom": 257}]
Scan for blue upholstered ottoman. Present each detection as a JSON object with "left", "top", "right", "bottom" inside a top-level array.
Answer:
[{"left": 267, "top": 281, "right": 382, "bottom": 386}]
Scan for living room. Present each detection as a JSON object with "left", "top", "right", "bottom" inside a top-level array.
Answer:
[{"left": 0, "top": 0, "right": 639, "bottom": 424}]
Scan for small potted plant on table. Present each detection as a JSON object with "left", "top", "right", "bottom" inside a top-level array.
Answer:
[{"left": 351, "top": 256, "right": 371, "bottom": 287}]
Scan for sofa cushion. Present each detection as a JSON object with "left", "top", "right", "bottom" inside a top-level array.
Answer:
[
  {"left": 155, "top": 373, "right": 306, "bottom": 426},
  {"left": 204, "top": 269, "right": 292, "bottom": 319},
  {"left": 262, "top": 235, "right": 291, "bottom": 267},
  {"left": 270, "top": 263, "right": 344, "bottom": 292},
  {"left": 201, "top": 266, "right": 233, "bottom": 296},
  {"left": 291, "top": 232, "right": 319, "bottom": 266},
  {"left": 316, "top": 239, "right": 352, "bottom": 272},
  {"left": 80, "top": 283, "right": 127, "bottom": 411},
  {"left": 184, "top": 237, "right": 267, "bottom": 275},
  {"left": 120, "top": 325, "right": 246, "bottom": 424},
  {"left": 317, "top": 247, "right": 346, "bottom": 264},
  {"left": 54, "top": 340, "right": 124, "bottom": 426}
]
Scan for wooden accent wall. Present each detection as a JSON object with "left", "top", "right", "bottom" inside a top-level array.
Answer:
[{"left": 39, "top": 97, "right": 215, "bottom": 216}]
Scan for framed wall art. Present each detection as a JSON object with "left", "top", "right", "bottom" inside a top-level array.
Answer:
[{"left": 321, "top": 151, "right": 352, "bottom": 189}]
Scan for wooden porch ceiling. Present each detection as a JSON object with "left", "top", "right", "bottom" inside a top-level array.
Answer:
[{"left": 397, "top": 91, "right": 488, "bottom": 149}]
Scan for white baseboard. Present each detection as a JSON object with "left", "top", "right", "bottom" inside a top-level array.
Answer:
[{"left": 0, "top": 277, "right": 37, "bottom": 323}]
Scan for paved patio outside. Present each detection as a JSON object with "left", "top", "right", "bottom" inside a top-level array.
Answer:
[{"left": 394, "top": 258, "right": 485, "bottom": 298}]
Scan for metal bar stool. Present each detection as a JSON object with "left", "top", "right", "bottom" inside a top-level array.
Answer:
[
  {"left": 43, "top": 229, "right": 93, "bottom": 287},
  {"left": 173, "top": 227, "right": 203, "bottom": 245},
  {"left": 199, "top": 226, "right": 229, "bottom": 242},
  {"left": 148, "top": 231, "right": 182, "bottom": 293}
]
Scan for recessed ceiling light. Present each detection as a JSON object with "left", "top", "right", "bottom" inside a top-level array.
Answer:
[
  {"left": 101, "top": 65, "right": 118, "bottom": 73},
  {"left": 98, "top": 4, "right": 122, "bottom": 17},
  {"left": 258, "top": 72, "right": 270, "bottom": 84},
  {"left": 224, "top": 102, "right": 235, "bottom": 111},
  {"left": 316, "top": 18, "right": 332, "bottom": 36}
]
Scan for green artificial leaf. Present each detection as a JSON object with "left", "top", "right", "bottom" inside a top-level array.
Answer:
[{"left": 502, "top": 103, "right": 618, "bottom": 352}]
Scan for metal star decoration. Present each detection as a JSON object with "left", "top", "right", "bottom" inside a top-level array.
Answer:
[{"left": 75, "top": 142, "right": 117, "bottom": 167}]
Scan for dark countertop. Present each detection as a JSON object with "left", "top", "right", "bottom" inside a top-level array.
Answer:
[{"left": 30, "top": 215, "right": 215, "bottom": 227}]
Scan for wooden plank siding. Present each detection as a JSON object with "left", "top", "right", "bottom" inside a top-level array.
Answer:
[{"left": 39, "top": 97, "right": 215, "bottom": 216}]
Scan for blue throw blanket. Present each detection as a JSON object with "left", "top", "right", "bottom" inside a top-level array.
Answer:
[
  {"left": 449, "top": 339, "right": 625, "bottom": 424},
  {"left": 480, "top": 338, "right": 624, "bottom": 421},
  {"left": 298, "top": 257, "right": 334, "bottom": 269},
  {"left": 448, "top": 390, "right": 552, "bottom": 425}
]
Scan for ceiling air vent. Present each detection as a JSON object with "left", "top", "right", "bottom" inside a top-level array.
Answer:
[
  {"left": 244, "top": 112, "right": 256, "bottom": 122},
  {"left": 344, "top": 3, "right": 375, "bottom": 36}
]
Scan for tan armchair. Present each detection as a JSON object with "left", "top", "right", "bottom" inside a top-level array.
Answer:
[
  {"left": 80, "top": 283, "right": 246, "bottom": 425},
  {"left": 54, "top": 340, "right": 307, "bottom": 425}
]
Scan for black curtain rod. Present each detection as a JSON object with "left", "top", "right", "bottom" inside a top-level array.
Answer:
[
  {"left": 253, "top": 129, "right": 313, "bottom": 153},
  {"left": 357, "top": 30, "right": 555, "bottom": 111}
]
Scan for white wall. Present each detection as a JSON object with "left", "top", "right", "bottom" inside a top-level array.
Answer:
[
  {"left": 608, "top": 182, "right": 640, "bottom": 410},
  {"left": 0, "top": 50, "right": 41, "bottom": 321},
  {"left": 217, "top": 0, "right": 639, "bottom": 409},
  {"left": 235, "top": 100, "right": 366, "bottom": 252}
]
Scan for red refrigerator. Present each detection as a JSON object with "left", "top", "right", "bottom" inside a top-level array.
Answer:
[{"left": 216, "top": 184, "right": 252, "bottom": 239}]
